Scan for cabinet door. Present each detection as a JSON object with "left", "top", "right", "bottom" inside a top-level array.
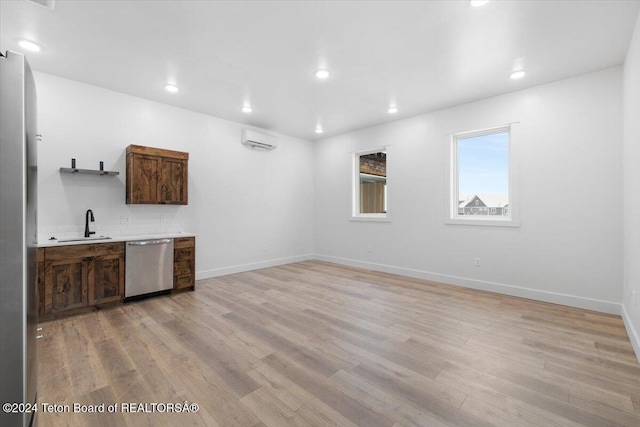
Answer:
[
  {"left": 44, "top": 257, "right": 88, "bottom": 314},
  {"left": 89, "top": 253, "right": 125, "bottom": 305},
  {"left": 161, "top": 157, "right": 188, "bottom": 204},
  {"left": 127, "top": 153, "right": 161, "bottom": 204}
]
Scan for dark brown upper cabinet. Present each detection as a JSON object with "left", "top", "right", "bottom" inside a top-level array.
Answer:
[{"left": 126, "top": 145, "right": 188, "bottom": 205}]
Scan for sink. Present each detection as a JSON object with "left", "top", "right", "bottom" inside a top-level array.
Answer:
[{"left": 57, "top": 236, "right": 112, "bottom": 243}]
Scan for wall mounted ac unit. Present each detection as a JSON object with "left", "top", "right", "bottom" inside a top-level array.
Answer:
[{"left": 241, "top": 129, "right": 278, "bottom": 150}]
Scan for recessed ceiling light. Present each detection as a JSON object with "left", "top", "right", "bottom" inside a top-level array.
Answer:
[
  {"left": 510, "top": 70, "right": 526, "bottom": 80},
  {"left": 242, "top": 106, "right": 252, "bottom": 113},
  {"left": 388, "top": 107, "right": 398, "bottom": 114},
  {"left": 315, "top": 69, "right": 330, "bottom": 80},
  {"left": 164, "top": 84, "right": 179, "bottom": 93},
  {"left": 315, "top": 127, "right": 324, "bottom": 134},
  {"left": 18, "top": 39, "right": 41, "bottom": 52},
  {"left": 470, "top": 0, "right": 489, "bottom": 7}
]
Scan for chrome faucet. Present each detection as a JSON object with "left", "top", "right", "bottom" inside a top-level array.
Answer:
[{"left": 84, "top": 209, "right": 95, "bottom": 238}]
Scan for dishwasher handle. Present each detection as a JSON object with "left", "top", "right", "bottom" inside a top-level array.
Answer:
[{"left": 127, "top": 239, "right": 172, "bottom": 246}]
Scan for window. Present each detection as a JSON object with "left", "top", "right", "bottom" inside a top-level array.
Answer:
[
  {"left": 353, "top": 149, "right": 387, "bottom": 220},
  {"left": 449, "top": 125, "right": 518, "bottom": 226}
]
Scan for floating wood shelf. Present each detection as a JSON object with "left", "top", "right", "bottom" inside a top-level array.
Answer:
[{"left": 59, "top": 167, "right": 119, "bottom": 176}]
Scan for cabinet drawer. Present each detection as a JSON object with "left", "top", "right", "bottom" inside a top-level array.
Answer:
[
  {"left": 174, "top": 237, "right": 195, "bottom": 249},
  {"left": 174, "top": 274, "right": 194, "bottom": 289},
  {"left": 174, "top": 260, "right": 193, "bottom": 276},
  {"left": 174, "top": 247, "right": 193, "bottom": 261},
  {"left": 46, "top": 242, "right": 124, "bottom": 260}
]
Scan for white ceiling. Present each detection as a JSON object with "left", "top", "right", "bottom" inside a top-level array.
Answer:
[{"left": 2, "top": 0, "right": 639, "bottom": 141}]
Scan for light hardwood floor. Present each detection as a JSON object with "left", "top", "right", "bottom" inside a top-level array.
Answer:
[{"left": 38, "top": 260, "right": 640, "bottom": 426}]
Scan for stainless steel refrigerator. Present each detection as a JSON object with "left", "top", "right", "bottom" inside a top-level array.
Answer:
[{"left": 0, "top": 50, "right": 39, "bottom": 427}]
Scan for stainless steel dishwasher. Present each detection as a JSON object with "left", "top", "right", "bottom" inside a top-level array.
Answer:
[{"left": 125, "top": 238, "right": 174, "bottom": 299}]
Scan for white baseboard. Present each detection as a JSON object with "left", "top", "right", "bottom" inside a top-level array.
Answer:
[
  {"left": 314, "top": 254, "right": 622, "bottom": 315},
  {"left": 196, "top": 254, "right": 315, "bottom": 280},
  {"left": 622, "top": 303, "right": 640, "bottom": 365}
]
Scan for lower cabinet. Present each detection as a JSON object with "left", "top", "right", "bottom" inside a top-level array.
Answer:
[
  {"left": 38, "top": 237, "right": 196, "bottom": 320},
  {"left": 173, "top": 237, "right": 195, "bottom": 291},
  {"left": 40, "top": 242, "right": 125, "bottom": 319}
]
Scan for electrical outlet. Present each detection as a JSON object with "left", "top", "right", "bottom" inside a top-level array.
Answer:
[
  {"left": 367, "top": 245, "right": 372, "bottom": 253},
  {"left": 262, "top": 244, "right": 268, "bottom": 253},
  {"left": 120, "top": 216, "right": 130, "bottom": 224},
  {"left": 474, "top": 257, "right": 481, "bottom": 267}
]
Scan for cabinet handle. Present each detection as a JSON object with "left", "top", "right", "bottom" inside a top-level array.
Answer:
[{"left": 36, "top": 335, "right": 43, "bottom": 340}]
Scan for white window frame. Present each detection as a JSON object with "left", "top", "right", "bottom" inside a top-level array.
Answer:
[
  {"left": 446, "top": 124, "right": 519, "bottom": 227},
  {"left": 351, "top": 147, "right": 389, "bottom": 222}
]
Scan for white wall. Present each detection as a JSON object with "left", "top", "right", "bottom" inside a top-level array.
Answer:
[
  {"left": 35, "top": 72, "right": 314, "bottom": 278},
  {"left": 314, "top": 67, "right": 623, "bottom": 314},
  {"left": 35, "top": 66, "right": 628, "bottom": 319},
  {"left": 623, "top": 10, "right": 640, "bottom": 360}
]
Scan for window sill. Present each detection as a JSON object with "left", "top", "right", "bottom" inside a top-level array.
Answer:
[
  {"left": 445, "top": 218, "right": 520, "bottom": 228},
  {"left": 350, "top": 215, "right": 391, "bottom": 223}
]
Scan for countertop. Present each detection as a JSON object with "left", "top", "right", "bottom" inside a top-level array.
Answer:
[{"left": 37, "top": 232, "right": 196, "bottom": 248}]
